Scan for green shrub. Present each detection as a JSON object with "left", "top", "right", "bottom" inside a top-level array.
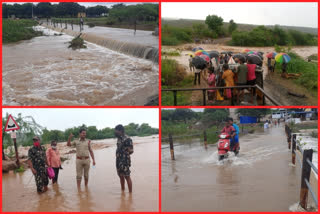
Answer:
[{"left": 3, "top": 19, "right": 42, "bottom": 43}]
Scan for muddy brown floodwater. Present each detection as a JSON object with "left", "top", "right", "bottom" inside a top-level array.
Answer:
[
  {"left": 161, "top": 125, "right": 308, "bottom": 212},
  {"left": 3, "top": 26, "right": 158, "bottom": 106},
  {"left": 3, "top": 135, "right": 159, "bottom": 212}
]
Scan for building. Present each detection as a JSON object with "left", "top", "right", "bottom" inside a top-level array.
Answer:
[{"left": 77, "top": 12, "right": 86, "bottom": 18}]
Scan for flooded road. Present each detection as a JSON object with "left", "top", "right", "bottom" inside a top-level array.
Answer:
[
  {"left": 3, "top": 135, "right": 159, "bottom": 212},
  {"left": 3, "top": 26, "right": 158, "bottom": 106},
  {"left": 161, "top": 126, "right": 303, "bottom": 212}
]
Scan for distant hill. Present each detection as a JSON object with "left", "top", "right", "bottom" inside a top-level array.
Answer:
[{"left": 162, "top": 18, "right": 318, "bottom": 35}]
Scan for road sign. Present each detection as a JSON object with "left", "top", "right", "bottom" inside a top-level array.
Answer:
[
  {"left": 4, "top": 114, "right": 20, "bottom": 132},
  {"left": 10, "top": 132, "right": 16, "bottom": 139}
]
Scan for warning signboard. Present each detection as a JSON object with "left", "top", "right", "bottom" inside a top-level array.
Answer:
[{"left": 4, "top": 114, "right": 20, "bottom": 132}]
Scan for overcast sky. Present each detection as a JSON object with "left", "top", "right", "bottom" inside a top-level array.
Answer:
[
  {"left": 2, "top": 108, "right": 159, "bottom": 131},
  {"left": 162, "top": 2, "right": 318, "bottom": 28}
]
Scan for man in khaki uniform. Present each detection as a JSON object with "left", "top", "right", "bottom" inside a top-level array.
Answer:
[{"left": 67, "top": 129, "right": 96, "bottom": 189}]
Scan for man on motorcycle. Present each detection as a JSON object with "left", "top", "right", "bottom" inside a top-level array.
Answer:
[
  {"left": 221, "top": 118, "right": 236, "bottom": 149},
  {"left": 228, "top": 118, "right": 239, "bottom": 151}
]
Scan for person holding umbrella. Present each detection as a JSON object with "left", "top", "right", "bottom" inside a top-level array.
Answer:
[
  {"left": 246, "top": 58, "right": 257, "bottom": 104},
  {"left": 194, "top": 68, "right": 202, "bottom": 85},
  {"left": 207, "top": 67, "right": 216, "bottom": 104}
]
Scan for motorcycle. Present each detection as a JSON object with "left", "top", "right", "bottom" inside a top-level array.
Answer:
[{"left": 217, "top": 132, "right": 240, "bottom": 161}]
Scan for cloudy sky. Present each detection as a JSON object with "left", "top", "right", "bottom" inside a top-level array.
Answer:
[
  {"left": 3, "top": 108, "right": 159, "bottom": 131},
  {"left": 162, "top": 2, "right": 318, "bottom": 28}
]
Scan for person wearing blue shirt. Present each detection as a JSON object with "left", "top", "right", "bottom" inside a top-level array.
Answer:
[{"left": 228, "top": 118, "right": 239, "bottom": 150}]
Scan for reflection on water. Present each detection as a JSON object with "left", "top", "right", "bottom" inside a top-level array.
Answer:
[
  {"left": 3, "top": 136, "right": 159, "bottom": 212},
  {"left": 2, "top": 26, "right": 158, "bottom": 106},
  {"left": 162, "top": 126, "right": 302, "bottom": 212}
]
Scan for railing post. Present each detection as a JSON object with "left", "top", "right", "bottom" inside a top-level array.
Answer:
[
  {"left": 292, "top": 134, "right": 296, "bottom": 165},
  {"left": 203, "top": 130, "right": 207, "bottom": 150},
  {"left": 169, "top": 134, "right": 175, "bottom": 160},
  {"left": 299, "top": 149, "right": 313, "bottom": 209},
  {"left": 202, "top": 89, "right": 206, "bottom": 106},
  {"left": 71, "top": 21, "right": 73, "bottom": 30},
  {"left": 287, "top": 128, "right": 291, "bottom": 149},
  {"left": 65, "top": 20, "right": 67, "bottom": 29},
  {"left": 13, "top": 135, "right": 20, "bottom": 167},
  {"left": 173, "top": 91, "right": 177, "bottom": 106}
]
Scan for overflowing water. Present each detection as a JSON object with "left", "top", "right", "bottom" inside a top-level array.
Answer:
[
  {"left": 162, "top": 125, "right": 306, "bottom": 212},
  {"left": 3, "top": 26, "right": 158, "bottom": 106},
  {"left": 3, "top": 136, "right": 159, "bottom": 212}
]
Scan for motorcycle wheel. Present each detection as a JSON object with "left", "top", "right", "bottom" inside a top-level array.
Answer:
[{"left": 218, "top": 156, "right": 224, "bottom": 161}]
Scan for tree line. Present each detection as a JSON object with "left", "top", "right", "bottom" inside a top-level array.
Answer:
[
  {"left": 2, "top": 113, "right": 158, "bottom": 148},
  {"left": 162, "top": 13, "right": 316, "bottom": 46},
  {"left": 2, "top": 3, "right": 158, "bottom": 22}
]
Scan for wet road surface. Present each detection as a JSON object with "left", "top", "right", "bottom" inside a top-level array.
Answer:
[{"left": 161, "top": 125, "right": 302, "bottom": 212}]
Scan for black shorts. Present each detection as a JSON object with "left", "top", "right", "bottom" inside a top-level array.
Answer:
[
  {"left": 247, "top": 79, "right": 256, "bottom": 85},
  {"left": 237, "top": 83, "right": 247, "bottom": 90}
]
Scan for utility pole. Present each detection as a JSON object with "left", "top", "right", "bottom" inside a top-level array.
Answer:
[{"left": 32, "top": 4, "right": 33, "bottom": 19}]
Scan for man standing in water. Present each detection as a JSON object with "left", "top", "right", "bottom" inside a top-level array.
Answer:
[
  {"left": 115, "top": 125, "right": 134, "bottom": 193},
  {"left": 28, "top": 136, "right": 49, "bottom": 193},
  {"left": 80, "top": 16, "right": 84, "bottom": 31},
  {"left": 67, "top": 129, "right": 95, "bottom": 189}
]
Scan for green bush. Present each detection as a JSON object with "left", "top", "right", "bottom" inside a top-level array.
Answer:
[
  {"left": 231, "top": 25, "right": 317, "bottom": 47},
  {"left": 3, "top": 19, "right": 42, "bottom": 43}
]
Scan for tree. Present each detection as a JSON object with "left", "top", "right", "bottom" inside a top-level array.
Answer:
[
  {"left": 35, "top": 2, "right": 54, "bottom": 18},
  {"left": 172, "top": 109, "right": 196, "bottom": 124},
  {"left": 161, "top": 110, "right": 174, "bottom": 121},
  {"left": 228, "top": 19, "right": 237, "bottom": 35},
  {"left": 202, "top": 109, "right": 229, "bottom": 124},
  {"left": 205, "top": 15, "right": 223, "bottom": 36}
]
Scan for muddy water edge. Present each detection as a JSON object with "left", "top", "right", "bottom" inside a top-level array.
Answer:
[{"left": 3, "top": 136, "right": 159, "bottom": 212}]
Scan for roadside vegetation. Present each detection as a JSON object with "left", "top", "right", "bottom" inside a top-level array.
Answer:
[
  {"left": 3, "top": 19, "right": 42, "bottom": 43},
  {"left": 161, "top": 59, "right": 194, "bottom": 105},
  {"left": 3, "top": 3, "right": 158, "bottom": 31},
  {"left": 161, "top": 109, "right": 269, "bottom": 144},
  {"left": 162, "top": 15, "right": 317, "bottom": 46},
  {"left": 2, "top": 113, "right": 158, "bottom": 153}
]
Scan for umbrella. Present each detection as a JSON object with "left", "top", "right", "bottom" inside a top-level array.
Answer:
[
  {"left": 192, "top": 47, "right": 204, "bottom": 52},
  {"left": 243, "top": 49, "right": 250, "bottom": 53},
  {"left": 192, "top": 56, "right": 207, "bottom": 69},
  {"left": 199, "top": 54, "right": 210, "bottom": 62},
  {"left": 233, "top": 53, "right": 246, "bottom": 62},
  {"left": 209, "top": 51, "right": 219, "bottom": 59},
  {"left": 187, "top": 53, "right": 195, "bottom": 57},
  {"left": 247, "top": 51, "right": 258, "bottom": 55},
  {"left": 221, "top": 51, "right": 228, "bottom": 54},
  {"left": 208, "top": 51, "right": 219, "bottom": 59},
  {"left": 275, "top": 53, "right": 291, "bottom": 63},
  {"left": 247, "top": 54, "right": 262, "bottom": 65},
  {"left": 227, "top": 51, "right": 233, "bottom": 55},
  {"left": 266, "top": 52, "right": 277, "bottom": 59},
  {"left": 195, "top": 50, "right": 209, "bottom": 57},
  {"left": 258, "top": 51, "right": 264, "bottom": 56}
]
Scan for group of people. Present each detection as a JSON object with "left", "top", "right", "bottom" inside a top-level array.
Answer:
[
  {"left": 27, "top": 125, "right": 134, "bottom": 194},
  {"left": 189, "top": 52, "right": 259, "bottom": 104},
  {"left": 264, "top": 118, "right": 281, "bottom": 129}
]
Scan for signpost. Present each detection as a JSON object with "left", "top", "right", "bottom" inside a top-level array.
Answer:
[{"left": 4, "top": 115, "right": 20, "bottom": 166}]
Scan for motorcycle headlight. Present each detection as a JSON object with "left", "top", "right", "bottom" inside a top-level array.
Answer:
[
  {"left": 224, "top": 143, "right": 228, "bottom": 148},
  {"left": 220, "top": 134, "right": 226, "bottom": 138}
]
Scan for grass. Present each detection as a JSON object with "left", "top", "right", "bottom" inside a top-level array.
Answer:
[
  {"left": 68, "top": 36, "right": 87, "bottom": 50},
  {"left": 14, "top": 165, "right": 25, "bottom": 173},
  {"left": 162, "top": 50, "right": 181, "bottom": 56},
  {"left": 3, "top": 19, "right": 42, "bottom": 43}
]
